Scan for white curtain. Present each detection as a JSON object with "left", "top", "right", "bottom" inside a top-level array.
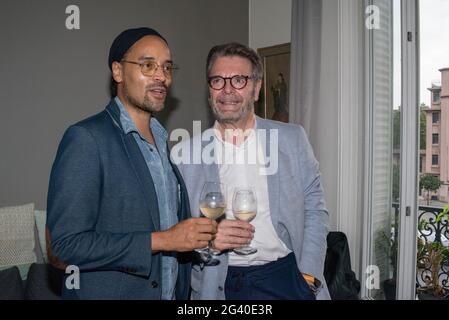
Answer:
[
  {"left": 289, "top": 0, "right": 323, "bottom": 134},
  {"left": 290, "top": 0, "right": 360, "bottom": 278}
]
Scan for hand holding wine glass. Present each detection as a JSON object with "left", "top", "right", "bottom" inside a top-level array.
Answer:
[
  {"left": 232, "top": 188, "right": 257, "bottom": 255},
  {"left": 196, "top": 182, "right": 226, "bottom": 265}
]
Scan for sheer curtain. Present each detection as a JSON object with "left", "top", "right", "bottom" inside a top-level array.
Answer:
[
  {"left": 289, "top": 0, "right": 369, "bottom": 286},
  {"left": 289, "top": 0, "right": 322, "bottom": 134},
  {"left": 289, "top": 0, "right": 339, "bottom": 227}
]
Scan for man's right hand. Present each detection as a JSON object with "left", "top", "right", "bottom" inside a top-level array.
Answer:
[{"left": 151, "top": 218, "right": 217, "bottom": 253}]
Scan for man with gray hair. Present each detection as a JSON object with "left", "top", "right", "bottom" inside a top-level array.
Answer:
[{"left": 176, "top": 43, "right": 330, "bottom": 300}]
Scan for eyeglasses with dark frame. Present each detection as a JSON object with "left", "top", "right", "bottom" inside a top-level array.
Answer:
[
  {"left": 120, "top": 59, "right": 178, "bottom": 78},
  {"left": 207, "top": 75, "right": 255, "bottom": 90}
]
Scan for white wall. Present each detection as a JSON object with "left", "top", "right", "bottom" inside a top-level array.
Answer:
[{"left": 249, "top": 0, "right": 292, "bottom": 50}]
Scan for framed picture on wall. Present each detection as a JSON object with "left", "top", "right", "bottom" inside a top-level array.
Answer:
[{"left": 256, "top": 43, "right": 291, "bottom": 123}]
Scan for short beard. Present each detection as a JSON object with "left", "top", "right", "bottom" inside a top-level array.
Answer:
[
  {"left": 210, "top": 89, "right": 255, "bottom": 124},
  {"left": 123, "top": 83, "right": 165, "bottom": 113}
]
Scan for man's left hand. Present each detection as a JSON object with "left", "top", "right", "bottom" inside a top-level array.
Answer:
[{"left": 211, "top": 219, "right": 255, "bottom": 252}]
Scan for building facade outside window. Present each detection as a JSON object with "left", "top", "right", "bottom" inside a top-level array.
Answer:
[
  {"left": 433, "top": 90, "right": 441, "bottom": 103},
  {"left": 432, "top": 154, "right": 439, "bottom": 166},
  {"left": 432, "top": 133, "right": 439, "bottom": 144},
  {"left": 432, "top": 112, "right": 440, "bottom": 123}
]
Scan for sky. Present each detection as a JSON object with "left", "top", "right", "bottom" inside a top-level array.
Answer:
[
  {"left": 393, "top": 0, "right": 449, "bottom": 108},
  {"left": 393, "top": 0, "right": 401, "bottom": 109},
  {"left": 419, "top": 0, "right": 449, "bottom": 106}
]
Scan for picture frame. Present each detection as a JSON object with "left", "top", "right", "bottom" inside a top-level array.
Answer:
[{"left": 256, "top": 43, "right": 291, "bottom": 123}]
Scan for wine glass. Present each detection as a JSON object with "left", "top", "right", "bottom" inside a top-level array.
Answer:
[
  {"left": 195, "top": 182, "right": 226, "bottom": 265},
  {"left": 232, "top": 188, "right": 257, "bottom": 255}
]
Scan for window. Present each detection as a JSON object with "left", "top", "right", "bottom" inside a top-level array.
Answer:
[
  {"left": 432, "top": 155, "right": 439, "bottom": 166},
  {"left": 432, "top": 112, "right": 440, "bottom": 124},
  {"left": 432, "top": 133, "right": 439, "bottom": 145},
  {"left": 361, "top": 0, "right": 419, "bottom": 300},
  {"left": 433, "top": 90, "right": 441, "bottom": 103}
]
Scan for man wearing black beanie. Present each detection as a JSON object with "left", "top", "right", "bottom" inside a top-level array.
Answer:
[{"left": 46, "top": 27, "right": 217, "bottom": 299}]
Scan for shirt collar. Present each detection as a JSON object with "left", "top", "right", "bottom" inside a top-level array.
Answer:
[
  {"left": 213, "top": 115, "right": 257, "bottom": 147},
  {"left": 114, "top": 96, "right": 168, "bottom": 141}
]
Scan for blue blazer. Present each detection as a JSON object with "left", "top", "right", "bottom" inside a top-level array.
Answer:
[{"left": 47, "top": 99, "right": 191, "bottom": 299}]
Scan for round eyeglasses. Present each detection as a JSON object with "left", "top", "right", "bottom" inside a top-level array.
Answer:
[
  {"left": 208, "top": 75, "right": 254, "bottom": 90},
  {"left": 121, "top": 59, "right": 178, "bottom": 78}
]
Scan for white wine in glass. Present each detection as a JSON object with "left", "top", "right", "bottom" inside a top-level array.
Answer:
[
  {"left": 200, "top": 206, "right": 226, "bottom": 220},
  {"left": 195, "top": 182, "right": 226, "bottom": 265},
  {"left": 232, "top": 188, "right": 257, "bottom": 255},
  {"left": 233, "top": 211, "right": 256, "bottom": 222}
]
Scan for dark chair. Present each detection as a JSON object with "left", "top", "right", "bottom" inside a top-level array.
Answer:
[
  {"left": 324, "top": 231, "right": 361, "bottom": 300},
  {"left": 24, "top": 263, "right": 63, "bottom": 300},
  {"left": 0, "top": 266, "right": 25, "bottom": 300}
]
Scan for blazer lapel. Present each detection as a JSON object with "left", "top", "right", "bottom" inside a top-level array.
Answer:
[
  {"left": 169, "top": 155, "right": 191, "bottom": 221},
  {"left": 256, "top": 117, "right": 280, "bottom": 228},
  {"left": 202, "top": 132, "right": 220, "bottom": 183},
  {"left": 106, "top": 101, "right": 160, "bottom": 230}
]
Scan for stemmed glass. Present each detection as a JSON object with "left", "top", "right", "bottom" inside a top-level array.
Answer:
[
  {"left": 195, "top": 182, "right": 226, "bottom": 266},
  {"left": 232, "top": 188, "right": 257, "bottom": 255}
]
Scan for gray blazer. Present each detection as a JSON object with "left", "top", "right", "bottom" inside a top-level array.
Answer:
[{"left": 176, "top": 116, "right": 330, "bottom": 300}]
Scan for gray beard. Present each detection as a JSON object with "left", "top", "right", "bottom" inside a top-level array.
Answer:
[
  {"left": 210, "top": 92, "right": 255, "bottom": 124},
  {"left": 211, "top": 102, "right": 254, "bottom": 123}
]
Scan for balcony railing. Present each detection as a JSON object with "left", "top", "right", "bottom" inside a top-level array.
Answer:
[
  {"left": 417, "top": 205, "right": 449, "bottom": 295},
  {"left": 392, "top": 204, "right": 449, "bottom": 295}
]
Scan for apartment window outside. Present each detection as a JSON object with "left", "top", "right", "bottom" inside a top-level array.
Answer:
[
  {"left": 417, "top": 0, "right": 449, "bottom": 300},
  {"left": 433, "top": 90, "right": 441, "bottom": 103},
  {"left": 432, "top": 154, "right": 439, "bottom": 166},
  {"left": 432, "top": 112, "right": 440, "bottom": 123},
  {"left": 432, "top": 133, "right": 439, "bottom": 145}
]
